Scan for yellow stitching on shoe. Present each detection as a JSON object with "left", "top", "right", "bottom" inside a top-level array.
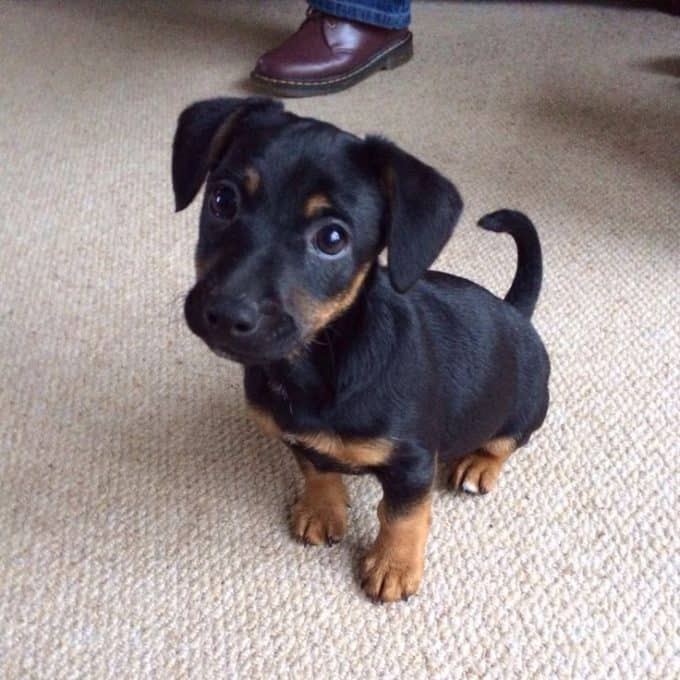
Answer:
[{"left": 252, "top": 35, "right": 412, "bottom": 87}]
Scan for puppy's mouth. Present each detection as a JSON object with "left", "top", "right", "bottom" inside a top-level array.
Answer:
[
  {"left": 207, "top": 334, "right": 301, "bottom": 366},
  {"left": 200, "top": 316, "right": 302, "bottom": 364}
]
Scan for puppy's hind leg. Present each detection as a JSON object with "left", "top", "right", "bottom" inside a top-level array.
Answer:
[{"left": 449, "top": 436, "right": 516, "bottom": 495}]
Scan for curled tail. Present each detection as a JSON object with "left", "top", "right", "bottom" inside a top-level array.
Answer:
[{"left": 477, "top": 209, "right": 542, "bottom": 318}]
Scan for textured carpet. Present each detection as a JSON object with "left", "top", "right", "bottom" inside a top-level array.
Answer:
[{"left": 1, "top": 1, "right": 678, "bottom": 677}]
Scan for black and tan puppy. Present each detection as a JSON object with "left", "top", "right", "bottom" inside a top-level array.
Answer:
[{"left": 173, "top": 97, "right": 550, "bottom": 602}]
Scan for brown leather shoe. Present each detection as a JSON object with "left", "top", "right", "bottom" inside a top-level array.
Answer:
[{"left": 251, "top": 10, "right": 413, "bottom": 97}]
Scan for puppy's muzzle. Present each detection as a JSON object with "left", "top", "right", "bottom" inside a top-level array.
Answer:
[
  {"left": 185, "top": 287, "right": 297, "bottom": 363},
  {"left": 203, "top": 295, "right": 279, "bottom": 338}
]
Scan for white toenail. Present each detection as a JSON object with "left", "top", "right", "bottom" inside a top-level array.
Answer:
[{"left": 462, "top": 481, "right": 478, "bottom": 494}]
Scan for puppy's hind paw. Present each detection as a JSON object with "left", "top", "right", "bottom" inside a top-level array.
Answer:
[{"left": 450, "top": 452, "right": 502, "bottom": 495}]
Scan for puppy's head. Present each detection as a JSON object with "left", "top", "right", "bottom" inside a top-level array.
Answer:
[{"left": 173, "top": 97, "right": 462, "bottom": 365}]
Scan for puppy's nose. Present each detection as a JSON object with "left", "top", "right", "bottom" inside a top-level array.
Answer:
[
  {"left": 204, "top": 297, "right": 282, "bottom": 337},
  {"left": 204, "top": 298, "right": 260, "bottom": 337}
]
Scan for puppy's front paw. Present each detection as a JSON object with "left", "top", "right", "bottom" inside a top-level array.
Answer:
[
  {"left": 450, "top": 452, "right": 502, "bottom": 494},
  {"left": 291, "top": 495, "right": 347, "bottom": 546},
  {"left": 360, "top": 548, "right": 423, "bottom": 602}
]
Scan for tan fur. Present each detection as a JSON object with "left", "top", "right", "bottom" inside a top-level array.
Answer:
[
  {"left": 313, "top": 263, "right": 371, "bottom": 332},
  {"left": 450, "top": 436, "right": 517, "bottom": 494},
  {"left": 194, "top": 253, "right": 220, "bottom": 279},
  {"left": 303, "top": 193, "right": 331, "bottom": 218},
  {"left": 243, "top": 166, "right": 260, "bottom": 195},
  {"left": 206, "top": 111, "right": 243, "bottom": 167},
  {"left": 247, "top": 404, "right": 282, "bottom": 439},
  {"left": 248, "top": 402, "right": 391, "bottom": 467},
  {"left": 484, "top": 436, "right": 516, "bottom": 459},
  {"left": 381, "top": 165, "right": 396, "bottom": 201},
  {"left": 195, "top": 257, "right": 208, "bottom": 279},
  {"left": 288, "top": 430, "right": 393, "bottom": 467},
  {"left": 360, "top": 496, "right": 432, "bottom": 602},
  {"left": 293, "top": 264, "right": 371, "bottom": 342},
  {"left": 291, "top": 456, "right": 348, "bottom": 545}
]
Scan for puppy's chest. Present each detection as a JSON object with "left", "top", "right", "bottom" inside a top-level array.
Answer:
[{"left": 245, "top": 378, "right": 392, "bottom": 469}]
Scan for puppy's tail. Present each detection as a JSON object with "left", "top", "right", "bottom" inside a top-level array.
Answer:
[{"left": 477, "top": 209, "right": 542, "bottom": 319}]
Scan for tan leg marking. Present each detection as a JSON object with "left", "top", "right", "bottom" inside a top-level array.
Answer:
[
  {"left": 360, "top": 496, "right": 432, "bottom": 602},
  {"left": 291, "top": 456, "right": 348, "bottom": 545},
  {"left": 450, "top": 436, "right": 517, "bottom": 495}
]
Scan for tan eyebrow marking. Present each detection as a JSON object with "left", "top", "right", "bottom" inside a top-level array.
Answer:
[
  {"left": 303, "top": 193, "right": 332, "bottom": 218},
  {"left": 244, "top": 166, "right": 260, "bottom": 196}
]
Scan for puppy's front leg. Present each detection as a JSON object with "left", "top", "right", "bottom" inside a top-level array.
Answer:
[
  {"left": 361, "top": 446, "right": 434, "bottom": 602},
  {"left": 290, "top": 451, "right": 348, "bottom": 546}
]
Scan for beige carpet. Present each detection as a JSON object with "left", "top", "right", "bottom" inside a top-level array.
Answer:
[{"left": 1, "top": 1, "right": 678, "bottom": 677}]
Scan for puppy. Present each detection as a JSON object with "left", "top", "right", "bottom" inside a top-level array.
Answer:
[{"left": 173, "top": 97, "right": 550, "bottom": 602}]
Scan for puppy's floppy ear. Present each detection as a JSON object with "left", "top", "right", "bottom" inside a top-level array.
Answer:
[
  {"left": 363, "top": 136, "right": 463, "bottom": 292},
  {"left": 172, "top": 97, "right": 283, "bottom": 212}
]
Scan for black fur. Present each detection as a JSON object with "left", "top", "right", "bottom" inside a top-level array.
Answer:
[
  {"left": 358, "top": 136, "right": 463, "bottom": 292},
  {"left": 173, "top": 96, "right": 550, "bottom": 543},
  {"left": 478, "top": 210, "right": 543, "bottom": 318},
  {"left": 172, "top": 97, "right": 283, "bottom": 212}
]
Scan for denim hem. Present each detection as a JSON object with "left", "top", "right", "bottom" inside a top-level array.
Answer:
[{"left": 308, "top": 1, "right": 411, "bottom": 29}]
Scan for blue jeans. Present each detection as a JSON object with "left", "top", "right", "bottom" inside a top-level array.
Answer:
[{"left": 308, "top": 0, "right": 411, "bottom": 29}]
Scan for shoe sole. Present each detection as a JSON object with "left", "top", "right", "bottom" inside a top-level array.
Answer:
[{"left": 250, "top": 33, "right": 413, "bottom": 98}]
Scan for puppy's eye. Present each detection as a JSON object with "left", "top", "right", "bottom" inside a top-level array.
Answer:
[
  {"left": 313, "top": 222, "right": 349, "bottom": 256},
  {"left": 210, "top": 183, "right": 239, "bottom": 221}
]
